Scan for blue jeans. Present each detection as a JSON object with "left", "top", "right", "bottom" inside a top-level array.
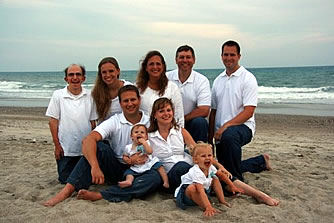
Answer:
[
  {"left": 101, "top": 169, "right": 162, "bottom": 202},
  {"left": 162, "top": 161, "right": 192, "bottom": 193},
  {"left": 67, "top": 141, "right": 127, "bottom": 190},
  {"left": 185, "top": 117, "right": 209, "bottom": 142},
  {"left": 67, "top": 141, "right": 162, "bottom": 202},
  {"left": 56, "top": 156, "right": 81, "bottom": 184},
  {"left": 216, "top": 125, "right": 266, "bottom": 181}
]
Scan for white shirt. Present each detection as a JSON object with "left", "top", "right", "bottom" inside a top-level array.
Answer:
[
  {"left": 174, "top": 164, "right": 217, "bottom": 197},
  {"left": 139, "top": 81, "right": 185, "bottom": 127},
  {"left": 211, "top": 66, "right": 258, "bottom": 135},
  {"left": 167, "top": 69, "right": 211, "bottom": 115},
  {"left": 149, "top": 127, "right": 193, "bottom": 173},
  {"left": 124, "top": 141, "right": 160, "bottom": 173},
  {"left": 46, "top": 87, "right": 97, "bottom": 156},
  {"left": 93, "top": 80, "right": 133, "bottom": 123},
  {"left": 94, "top": 111, "right": 150, "bottom": 163}
]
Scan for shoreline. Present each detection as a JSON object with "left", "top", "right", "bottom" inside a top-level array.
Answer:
[{"left": 1, "top": 103, "right": 333, "bottom": 117}]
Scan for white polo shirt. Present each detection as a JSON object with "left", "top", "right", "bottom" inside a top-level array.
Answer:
[
  {"left": 139, "top": 81, "right": 185, "bottom": 127},
  {"left": 167, "top": 69, "right": 211, "bottom": 115},
  {"left": 211, "top": 66, "right": 258, "bottom": 135},
  {"left": 46, "top": 87, "right": 97, "bottom": 156},
  {"left": 94, "top": 111, "right": 150, "bottom": 163},
  {"left": 149, "top": 127, "right": 193, "bottom": 173}
]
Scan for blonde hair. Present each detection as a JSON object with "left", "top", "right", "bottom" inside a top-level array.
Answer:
[{"left": 191, "top": 142, "right": 213, "bottom": 157}]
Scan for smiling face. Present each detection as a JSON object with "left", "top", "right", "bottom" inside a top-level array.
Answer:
[
  {"left": 176, "top": 50, "right": 195, "bottom": 74},
  {"left": 131, "top": 125, "right": 148, "bottom": 144},
  {"left": 64, "top": 65, "right": 85, "bottom": 95},
  {"left": 119, "top": 90, "right": 141, "bottom": 116},
  {"left": 154, "top": 102, "right": 174, "bottom": 126},
  {"left": 100, "top": 62, "right": 120, "bottom": 86},
  {"left": 221, "top": 45, "right": 241, "bottom": 75},
  {"left": 146, "top": 55, "right": 164, "bottom": 80},
  {"left": 193, "top": 145, "right": 213, "bottom": 173}
]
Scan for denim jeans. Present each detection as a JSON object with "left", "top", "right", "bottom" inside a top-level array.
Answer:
[
  {"left": 56, "top": 156, "right": 81, "bottom": 184},
  {"left": 67, "top": 141, "right": 127, "bottom": 190},
  {"left": 216, "top": 124, "right": 266, "bottom": 181},
  {"left": 185, "top": 117, "right": 209, "bottom": 142},
  {"left": 67, "top": 141, "right": 162, "bottom": 202},
  {"left": 164, "top": 161, "right": 192, "bottom": 193},
  {"left": 101, "top": 168, "right": 162, "bottom": 202}
]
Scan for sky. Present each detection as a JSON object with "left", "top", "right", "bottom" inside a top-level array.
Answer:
[{"left": 0, "top": 0, "right": 333, "bottom": 72}]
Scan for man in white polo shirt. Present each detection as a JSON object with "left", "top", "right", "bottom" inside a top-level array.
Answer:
[
  {"left": 209, "top": 40, "right": 271, "bottom": 182},
  {"left": 167, "top": 45, "right": 211, "bottom": 142},
  {"left": 46, "top": 64, "right": 97, "bottom": 184},
  {"left": 44, "top": 85, "right": 162, "bottom": 206}
]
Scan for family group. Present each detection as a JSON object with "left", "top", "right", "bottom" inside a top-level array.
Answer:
[{"left": 43, "top": 40, "right": 279, "bottom": 217}]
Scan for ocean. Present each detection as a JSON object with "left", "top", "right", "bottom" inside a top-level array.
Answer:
[{"left": 1, "top": 66, "right": 334, "bottom": 116}]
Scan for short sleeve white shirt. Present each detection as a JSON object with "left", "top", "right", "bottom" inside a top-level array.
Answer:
[
  {"left": 124, "top": 141, "right": 160, "bottom": 173},
  {"left": 211, "top": 66, "right": 258, "bottom": 135},
  {"left": 174, "top": 164, "right": 217, "bottom": 197},
  {"left": 46, "top": 87, "right": 97, "bottom": 156},
  {"left": 139, "top": 81, "right": 185, "bottom": 127},
  {"left": 94, "top": 111, "right": 150, "bottom": 163},
  {"left": 167, "top": 69, "right": 211, "bottom": 115},
  {"left": 148, "top": 127, "right": 193, "bottom": 173}
]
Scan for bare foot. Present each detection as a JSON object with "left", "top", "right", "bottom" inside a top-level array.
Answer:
[
  {"left": 118, "top": 180, "right": 132, "bottom": 188},
  {"left": 263, "top": 153, "right": 272, "bottom": 170},
  {"left": 257, "top": 194, "right": 280, "bottom": 206},
  {"left": 43, "top": 184, "right": 75, "bottom": 207},
  {"left": 77, "top": 189, "right": 102, "bottom": 201},
  {"left": 163, "top": 182, "right": 170, "bottom": 188}
]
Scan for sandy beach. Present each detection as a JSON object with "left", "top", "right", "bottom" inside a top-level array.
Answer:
[{"left": 0, "top": 106, "right": 333, "bottom": 223}]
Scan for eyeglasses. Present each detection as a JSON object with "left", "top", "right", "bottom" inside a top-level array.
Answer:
[{"left": 67, "top": 72, "right": 83, "bottom": 77}]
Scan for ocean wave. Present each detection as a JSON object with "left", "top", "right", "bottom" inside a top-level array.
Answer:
[{"left": 258, "top": 86, "right": 334, "bottom": 104}]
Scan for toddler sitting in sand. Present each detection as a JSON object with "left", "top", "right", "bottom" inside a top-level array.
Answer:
[{"left": 175, "top": 143, "right": 279, "bottom": 217}]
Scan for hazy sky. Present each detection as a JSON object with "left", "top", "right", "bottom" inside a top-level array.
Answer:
[{"left": 1, "top": 0, "right": 333, "bottom": 71}]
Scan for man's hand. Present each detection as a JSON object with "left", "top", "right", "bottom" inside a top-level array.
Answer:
[
  {"left": 91, "top": 166, "right": 105, "bottom": 184},
  {"left": 54, "top": 145, "right": 64, "bottom": 160}
]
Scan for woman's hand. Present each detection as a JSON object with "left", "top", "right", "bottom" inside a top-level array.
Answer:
[{"left": 129, "top": 152, "right": 148, "bottom": 165}]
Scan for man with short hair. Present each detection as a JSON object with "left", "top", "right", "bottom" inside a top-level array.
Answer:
[
  {"left": 44, "top": 85, "right": 162, "bottom": 206},
  {"left": 167, "top": 45, "right": 211, "bottom": 142},
  {"left": 46, "top": 64, "right": 97, "bottom": 184},
  {"left": 209, "top": 40, "right": 271, "bottom": 182}
]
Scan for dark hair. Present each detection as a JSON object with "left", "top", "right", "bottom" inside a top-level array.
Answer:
[
  {"left": 91, "top": 57, "right": 120, "bottom": 121},
  {"left": 221, "top": 40, "right": 241, "bottom": 55},
  {"left": 176, "top": 45, "right": 195, "bottom": 58},
  {"left": 131, "top": 124, "right": 148, "bottom": 135},
  {"left": 148, "top": 97, "right": 179, "bottom": 133},
  {"left": 64, "top": 64, "right": 86, "bottom": 77},
  {"left": 118, "top": 85, "right": 140, "bottom": 102},
  {"left": 136, "top": 50, "right": 168, "bottom": 96}
]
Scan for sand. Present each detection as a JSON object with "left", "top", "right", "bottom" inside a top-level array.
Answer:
[{"left": 0, "top": 106, "right": 333, "bottom": 223}]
